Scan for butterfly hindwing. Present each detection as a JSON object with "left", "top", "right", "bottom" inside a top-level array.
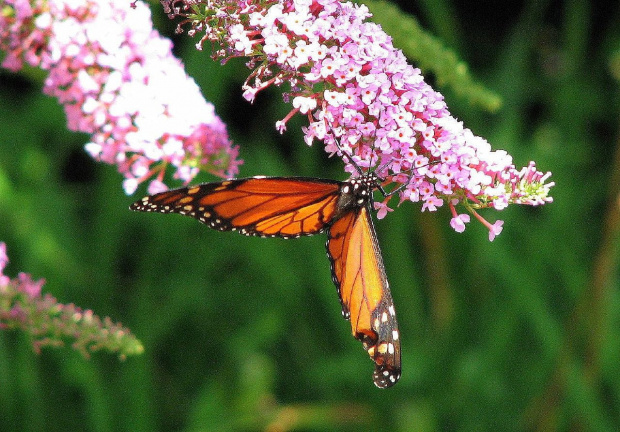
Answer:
[{"left": 327, "top": 204, "right": 401, "bottom": 388}]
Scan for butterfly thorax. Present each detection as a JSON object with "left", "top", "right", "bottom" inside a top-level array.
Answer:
[{"left": 335, "top": 174, "right": 378, "bottom": 214}]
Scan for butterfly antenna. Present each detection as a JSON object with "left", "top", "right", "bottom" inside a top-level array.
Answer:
[
  {"left": 331, "top": 132, "right": 389, "bottom": 195},
  {"left": 332, "top": 135, "right": 365, "bottom": 176},
  {"left": 382, "top": 158, "right": 444, "bottom": 197}
]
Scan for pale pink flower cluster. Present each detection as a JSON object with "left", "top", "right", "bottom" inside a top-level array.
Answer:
[
  {"left": 0, "top": 0, "right": 241, "bottom": 194},
  {"left": 163, "top": 0, "right": 553, "bottom": 239},
  {"left": 0, "top": 243, "right": 143, "bottom": 358}
]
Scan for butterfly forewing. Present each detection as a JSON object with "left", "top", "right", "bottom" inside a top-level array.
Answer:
[{"left": 130, "top": 177, "right": 342, "bottom": 238}]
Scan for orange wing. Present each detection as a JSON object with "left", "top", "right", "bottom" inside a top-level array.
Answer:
[
  {"left": 327, "top": 205, "right": 401, "bottom": 388},
  {"left": 130, "top": 177, "right": 342, "bottom": 238},
  {"left": 131, "top": 174, "right": 402, "bottom": 388}
]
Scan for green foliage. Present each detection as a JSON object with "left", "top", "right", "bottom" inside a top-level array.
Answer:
[
  {"left": 360, "top": 0, "right": 503, "bottom": 112},
  {"left": 1, "top": 1, "right": 619, "bottom": 431},
  {"left": 0, "top": 276, "right": 144, "bottom": 359}
]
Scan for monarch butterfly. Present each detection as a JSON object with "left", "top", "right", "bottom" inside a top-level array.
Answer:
[{"left": 130, "top": 173, "right": 401, "bottom": 388}]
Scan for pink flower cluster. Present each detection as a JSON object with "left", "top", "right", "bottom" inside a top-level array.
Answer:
[
  {"left": 163, "top": 0, "right": 553, "bottom": 239},
  {"left": 0, "top": 0, "right": 241, "bottom": 195},
  {"left": 0, "top": 242, "right": 143, "bottom": 358}
]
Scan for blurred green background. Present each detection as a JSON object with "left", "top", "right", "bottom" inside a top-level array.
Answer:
[{"left": 1, "top": 0, "right": 619, "bottom": 430}]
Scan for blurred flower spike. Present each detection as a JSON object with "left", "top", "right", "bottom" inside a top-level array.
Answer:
[
  {"left": 0, "top": 0, "right": 241, "bottom": 195},
  {"left": 163, "top": 0, "right": 554, "bottom": 239},
  {"left": 0, "top": 243, "right": 144, "bottom": 359}
]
